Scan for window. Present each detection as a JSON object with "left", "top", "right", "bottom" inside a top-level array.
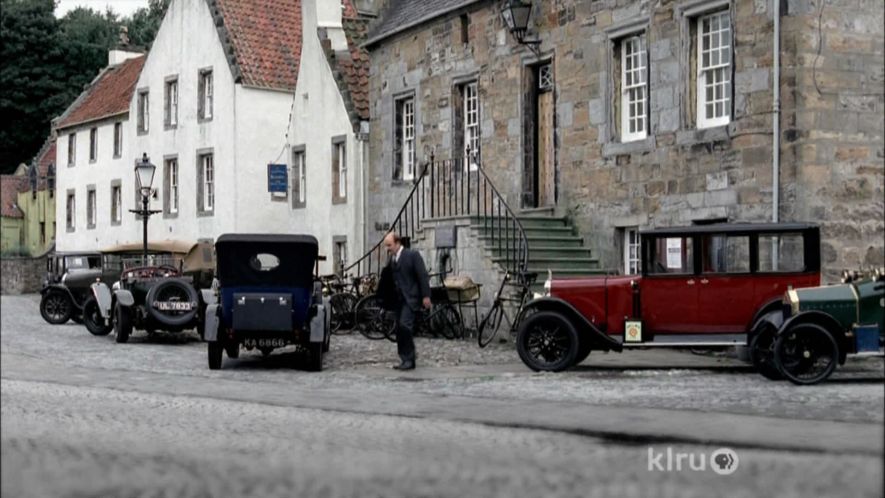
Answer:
[
  {"left": 198, "top": 69, "right": 213, "bottom": 120},
  {"left": 198, "top": 153, "right": 214, "bottom": 213},
  {"left": 394, "top": 96, "right": 416, "bottom": 181},
  {"left": 758, "top": 234, "right": 806, "bottom": 273},
  {"left": 702, "top": 235, "right": 750, "bottom": 273},
  {"left": 66, "top": 192, "right": 75, "bottom": 230},
  {"left": 165, "top": 158, "right": 179, "bottom": 215},
  {"left": 110, "top": 183, "right": 122, "bottom": 224},
  {"left": 647, "top": 236, "right": 694, "bottom": 274},
  {"left": 164, "top": 78, "right": 178, "bottom": 127},
  {"left": 113, "top": 122, "right": 123, "bottom": 157},
  {"left": 620, "top": 34, "right": 647, "bottom": 142},
  {"left": 462, "top": 81, "right": 479, "bottom": 170},
  {"left": 89, "top": 128, "right": 97, "bottom": 162},
  {"left": 86, "top": 188, "right": 96, "bottom": 228},
  {"left": 40, "top": 222, "right": 46, "bottom": 245},
  {"left": 67, "top": 133, "right": 76, "bottom": 166},
  {"left": 137, "top": 89, "right": 149, "bottom": 133},
  {"left": 333, "top": 237, "right": 347, "bottom": 275},
  {"left": 292, "top": 147, "right": 306, "bottom": 208},
  {"left": 623, "top": 227, "right": 640, "bottom": 275},
  {"left": 332, "top": 138, "right": 347, "bottom": 203},
  {"left": 696, "top": 10, "right": 731, "bottom": 128}
]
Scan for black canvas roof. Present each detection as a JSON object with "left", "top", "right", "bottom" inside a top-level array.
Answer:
[
  {"left": 216, "top": 234, "right": 318, "bottom": 246},
  {"left": 215, "top": 233, "right": 318, "bottom": 287}
]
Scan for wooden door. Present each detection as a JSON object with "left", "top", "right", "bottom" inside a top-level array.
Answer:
[{"left": 537, "top": 90, "right": 555, "bottom": 207}]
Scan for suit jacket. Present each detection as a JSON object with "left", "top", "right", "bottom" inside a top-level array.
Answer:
[{"left": 391, "top": 248, "right": 431, "bottom": 311}]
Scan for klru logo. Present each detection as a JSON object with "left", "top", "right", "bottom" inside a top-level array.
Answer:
[{"left": 647, "top": 447, "right": 739, "bottom": 475}]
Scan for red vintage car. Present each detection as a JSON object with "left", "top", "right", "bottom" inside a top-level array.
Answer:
[{"left": 515, "top": 223, "right": 821, "bottom": 371}]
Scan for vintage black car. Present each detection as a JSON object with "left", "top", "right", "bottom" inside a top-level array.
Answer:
[
  {"left": 39, "top": 251, "right": 103, "bottom": 324},
  {"left": 203, "top": 234, "right": 331, "bottom": 370},
  {"left": 82, "top": 240, "right": 215, "bottom": 340}
]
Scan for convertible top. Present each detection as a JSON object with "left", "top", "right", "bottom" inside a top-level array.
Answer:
[
  {"left": 101, "top": 240, "right": 199, "bottom": 254},
  {"left": 215, "top": 233, "right": 318, "bottom": 287},
  {"left": 100, "top": 240, "right": 215, "bottom": 273}
]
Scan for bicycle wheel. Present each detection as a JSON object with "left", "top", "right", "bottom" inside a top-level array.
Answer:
[
  {"left": 477, "top": 303, "right": 504, "bottom": 348},
  {"left": 330, "top": 292, "right": 358, "bottom": 334},
  {"left": 354, "top": 294, "right": 395, "bottom": 340},
  {"left": 430, "top": 304, "right": 462, "bottom": 340}
]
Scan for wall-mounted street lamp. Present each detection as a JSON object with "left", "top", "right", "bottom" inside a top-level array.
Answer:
[
  {"left": 501, "top": 0, "right": 540, "bottom": 48},
  {"left": 130, "top": 153, "right": 161, "bottom": 265}
]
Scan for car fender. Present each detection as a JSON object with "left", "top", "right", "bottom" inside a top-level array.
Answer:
[
  {"left": 748, "top": 299, "right": 784, "bottom": 332},
  {"left": 113, "top": 289, "right": 135, "bottom": 307},
  {"left": 41, "top": 284, "right": 77, "bottom": 307},
  {"left": 310, "top": 302, "right": 327, "bottom": 343},
  {"left": 519, "top": 297, "right": 623, "bottom": 352},
  {"left": 200, "top": 289, "right": 217, "bottom": 305},
  {"left": 203, "top": 304, "right": 220, "bottom": 342},
  {"left": 90, "top": 282, "right": 114, "bottom": 319},
  {"left": 750, "top": 309, "right": 784, "bottom": 337},
  {"left": 777, "top": 310, "right": 848, "bottom": 364}
]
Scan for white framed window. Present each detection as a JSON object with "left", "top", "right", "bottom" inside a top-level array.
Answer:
[
  {"left": 396, "top": 97, "right": 416, "bottom": 181},
  {"left": 166, "top": 158, "right": 179, "bottom": 214},
  {"left": 336, "top": 141, "right": 347, "bottom": 200},
  {"left": 86, "top": 188, "right": 96, "bottom": 228},
  {"left": 621, "top": 34, "right": 647, "bottom": 142},
  {"left": 111, "top": 185, "right": 122, "bottom": 223},
  {"left": 463, "top": 81, "right": 479, "bottom": 170},
  {"left": 165, "top": 78, "right": 178, "bottom": 127},
  {"left": 89, "top": 128, "right": 97, "bottom": 161},
  {"left": 201, "top": 154, "right": 214, "bottom": 211},
  {"left": 66, "top": 192, "right": 75, "bottom": 229},
  {"left": 67, "top": 133, "right": 76, "bottom": 166},
  {"left": 199, "top": 69, "right": 213, "bottom": 120},
  {"left": 113, "top": 122, "right": 122, "bottom": 157},
  {"left": 624, "top": 227, "right": 640, "bottom": 275},
  {"left": 696, "top": 10, "right": 731, "bottom": 129},
  {"left": 137, "top": 90, "right": 149, "bottom": 132},
  {"left": 292, "top": 148, "right": 306, "bottom": 207}
]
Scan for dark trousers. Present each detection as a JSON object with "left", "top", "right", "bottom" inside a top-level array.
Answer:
[{"left": 395, "top": 304, "right": 417, "bottom": 365}]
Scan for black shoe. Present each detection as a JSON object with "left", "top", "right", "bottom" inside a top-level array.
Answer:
[{"left": 393, "top": 362, "right": 416, "bottom": 370}]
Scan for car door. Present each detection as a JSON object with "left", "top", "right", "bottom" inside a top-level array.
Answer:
[
  {"left": 696, "top": 234, "right": 756, "bottom": 333},
  {"left": 641, "top": 235, "right": 698, "bottom": 334}
]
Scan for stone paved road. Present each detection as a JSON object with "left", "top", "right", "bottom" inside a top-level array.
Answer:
[{"left": 1, "top": 295, "right": 883, "bottom": 498}]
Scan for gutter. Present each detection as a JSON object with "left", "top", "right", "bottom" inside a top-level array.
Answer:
[{"left": 772, "top": 0, "right": 781, "bottom": 225}]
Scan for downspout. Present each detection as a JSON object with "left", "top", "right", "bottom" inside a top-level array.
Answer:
[
  {"left": 772, "top": 0, "right": 781, "bottom": 225},
  {"left": 360, "top": 124, "right": 369, "bottom": 258}
]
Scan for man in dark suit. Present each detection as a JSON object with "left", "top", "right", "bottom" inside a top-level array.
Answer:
[{"left": 383, "top": 232, "right": 431, "bottom": 370}]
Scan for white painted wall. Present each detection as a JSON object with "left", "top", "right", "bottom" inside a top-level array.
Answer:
[{"left": 285, "top": 0, "right": 367, "bottom": 274}]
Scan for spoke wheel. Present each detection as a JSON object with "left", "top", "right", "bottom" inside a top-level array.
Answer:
[
  {"left": 82, "top": 297, "right": 112, "bottom": 336},
  {"left": 40, "top": 292, "right": 73, "bottom": 324},
  {"left": 430, "top": 304, "right": 462, "bottom": 340},
  {"left": 749, "top": 324, "right": 782, "bottom": 381},
  {"left": 355, "top": 295, "right": 395, "bottom": 340},
  {"left": 330, "top": 292, "right": 358, "bottom": 334},
  {"left": 516, "top": 311, "right": 579, "bottom": 372},
  {"left": 774, "top": 323, "right": 839, "bottom": 385},
  {"left": 478, "top": 304, "right": 504, "bottom": 348}
]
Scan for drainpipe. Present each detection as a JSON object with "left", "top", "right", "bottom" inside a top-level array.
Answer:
[{"left": 771, "top": 0, "right": 781, "bottom": 225}]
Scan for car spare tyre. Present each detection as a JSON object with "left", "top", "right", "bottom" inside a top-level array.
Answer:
[{"left": 145, "top": 278, "right": 200, "bottom": 328}]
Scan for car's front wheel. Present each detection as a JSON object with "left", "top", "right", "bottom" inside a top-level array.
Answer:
[
  {"left": 773, "top": 323, "right": 839, "bottom": 385},
  {"left": 208, "top": 342, "right": 223, "bottom": 370},
  {"left": 749, "top": 325, "right": 782, "bottom": 381},
  {"left": 114, "top": 303, "right": 132, "bottom": 343},
  {"left": 40, "top": 291, "right": 74, "bottom": 324},
  {"left": 82, "top": 297, "right": 112, "bottom": 336},
  {"left": 516, "top": 311, "right": 579, "bottom": 372}
]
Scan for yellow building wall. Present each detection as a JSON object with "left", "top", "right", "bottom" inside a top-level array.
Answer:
[
  {"left": 1, "top": 217, "right": 24, "bottom": 255},
  {"left": 16, "top": 189, "right": 55, "bottom": 256}
]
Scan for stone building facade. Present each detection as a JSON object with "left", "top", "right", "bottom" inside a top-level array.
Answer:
[{"left": 364, "top": 0, "right": 883, "bottom": 280}]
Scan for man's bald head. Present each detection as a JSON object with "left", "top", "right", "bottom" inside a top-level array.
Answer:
[{"left": 383, "top": 232, "right": 402, "bottom": 255}]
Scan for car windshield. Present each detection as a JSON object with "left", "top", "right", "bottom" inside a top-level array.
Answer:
[{"left": 65, "top": 255, "right": 100, "bottom": 270}]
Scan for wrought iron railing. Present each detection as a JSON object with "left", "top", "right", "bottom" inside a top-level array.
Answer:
[{"left": 345, "top": 150, "right": 529, "bottom": 278}]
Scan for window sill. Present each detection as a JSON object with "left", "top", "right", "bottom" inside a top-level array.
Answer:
[
  {"left": 198, "top": 116, "right": 213, "bottom": 124},
  {"left": 87, "top": 224, "right": 96, "bottom": 230},
  {"left": 110, "top": 220, "right": 121, "bottom": 226},
  {"left": 332, "top": 198, "right": 348, "bottom": 206},
  {"left": 89, "top": 160, "right": 97, "bottom": 164},
  {"left": 602, "top": 136, "right": 656, "bottom": 158},
  {"left": 164, "top": 123, "right": 178, "bottom": 131},
  {"left": 163, "top": 211, "right": 179, "bottom": 220},
  {"left": 196, "top": 210, "right": 214, "bottom": 218},
  {"left": 391, "top": 179, "right": 417, "bottom": 187},
  {"left": 137, "top": 129, "right": 149, "bottom": 136},
  {"left": 113, "top": 154, "right": 122, "bottom": 160},
  {"left": 676, "top": 124, "right": 731, "bottom": 146},
  {"left": 66, "top": 227, "right": 75, "bottom": 233},
  {"left": 292, "top": 203, "right": 307, "bottom": 210}
]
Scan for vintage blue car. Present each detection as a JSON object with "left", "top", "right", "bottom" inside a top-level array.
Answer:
[{"left": 203, "top": 234, "right": 330, "bottom": 370}]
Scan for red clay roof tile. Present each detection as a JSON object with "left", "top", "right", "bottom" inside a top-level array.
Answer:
[{"left": 56, "top": 56, "right": 145, "bottom": 130}]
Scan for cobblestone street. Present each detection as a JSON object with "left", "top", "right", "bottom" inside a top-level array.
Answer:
[{"left": 2, "top": 294, "right": 883, "bottom": 498}]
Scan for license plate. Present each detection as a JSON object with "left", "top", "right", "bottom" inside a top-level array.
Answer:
[
  {"left": 244, "top": 338, "right": 289, "bottom": 348},
  {"left": 154, "top": 301, "right": 193, "bottom": 311}
]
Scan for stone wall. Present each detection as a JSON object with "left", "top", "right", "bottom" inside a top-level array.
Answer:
[
  {"left": 367, "top": 0, "right": 883, "bottom": 281},
  {"left": 1, "top": 256, "right": 46, "bottom": 295}
]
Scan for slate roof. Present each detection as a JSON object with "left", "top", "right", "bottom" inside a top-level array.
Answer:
[
  {"left": 0, "top": 175, "right": 27, "bottom": 218},
  {"left": 210, "top": 0, "right": 302, "bottom": 91},
  {"left": 320, "top": 0, "right": 371, "bottom": 131},
  {"left": 365, "top": 0, "right": 483, "bottom": 47},
  {"left": 56, "top": 56, "right": 145, "bottom": 130}
]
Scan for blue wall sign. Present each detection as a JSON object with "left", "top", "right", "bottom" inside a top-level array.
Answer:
[{"left": 267, "top": 163, "right": 288, "bottom": 193}]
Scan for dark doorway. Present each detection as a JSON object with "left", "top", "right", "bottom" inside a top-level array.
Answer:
[{"left": 522, "top": 62, "right": 555, "bottom": 209}]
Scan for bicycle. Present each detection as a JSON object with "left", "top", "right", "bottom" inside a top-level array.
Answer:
[
  {"left": 477, "top": 270, "right": 537, "bottom": 348},
  {"left": 328, "top": 273, "right": 377, "bottom": 335}
]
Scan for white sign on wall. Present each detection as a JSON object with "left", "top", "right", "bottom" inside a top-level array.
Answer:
[{"left": 666, "top": 238, "right": 683, "bottom": 269}]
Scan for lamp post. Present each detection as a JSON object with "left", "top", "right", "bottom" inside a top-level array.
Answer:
[
  {"left": 130, "top": 153, "right": 160, "bottom": 265},
  {"left": 501, "top": 0, "right": 540, "bottom": 49}
]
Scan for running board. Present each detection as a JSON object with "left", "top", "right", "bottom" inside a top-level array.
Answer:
[{"left": 616, "top": 334, "right": 747, "bottom": 347}]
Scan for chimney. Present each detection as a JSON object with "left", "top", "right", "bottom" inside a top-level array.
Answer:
[{"left": 108, "top": 26, "right": 143, "bottom": 65}]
